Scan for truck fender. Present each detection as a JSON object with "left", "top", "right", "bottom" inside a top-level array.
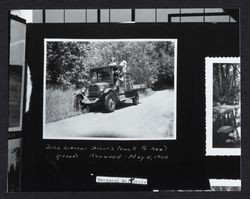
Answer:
[
  {"left": 103, "top": 88, "right": 119, "bottom": 101},
  {"left": 103, "top": 88, "right": 115, "bottom": 94},
  {"left": 74, "top": 93, "right": 86, "bottom": 99}
]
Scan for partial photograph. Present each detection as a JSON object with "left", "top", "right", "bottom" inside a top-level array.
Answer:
[
  {"left": 8, "top": 17, "right": 26, "bottom": 132},
  {"left": 206, "top": 57, "right": 240, "bottom": 156},
  {"left": 8, "top": 138, "right": 22, "bottom": 192},
  {"left": 9, "top": 65, "right": 24, "bottom": 130},
  {"left": 209, "top": 179, "right": 241, "bottom": 191},
  {"left": 43, "top": 39, "right": 177, "bottom": 140}
]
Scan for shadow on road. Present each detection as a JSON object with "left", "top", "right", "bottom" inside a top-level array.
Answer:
[
  {"left": 84, "top": 134, "right": 124, "bottom": 138},
  {"left": 88, "top": 102, "right": 141, "bottom": 114}
]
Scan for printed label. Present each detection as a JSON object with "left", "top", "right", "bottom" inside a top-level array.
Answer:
[{"left": 96, "top": 176, "right": 147, "bottom": 185}]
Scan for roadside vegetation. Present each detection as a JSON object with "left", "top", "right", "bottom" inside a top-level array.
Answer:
[
  {"left": 46, "top": 86, "right": 155, "bottom": 123},
  {"left": 46, "top": 87, "right": 83, "bottom": 123}
]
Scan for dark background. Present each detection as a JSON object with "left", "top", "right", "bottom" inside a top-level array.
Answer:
[
  {"left": 0, "top": 0, "right": 249, "bottom": 198},
  {"left": 20, "top": 23, "right": 239, "bottom": 191}
]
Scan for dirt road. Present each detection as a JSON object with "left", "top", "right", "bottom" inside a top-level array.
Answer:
[{"left": 44, "top": 90, "right": 175, "bottom": 139}]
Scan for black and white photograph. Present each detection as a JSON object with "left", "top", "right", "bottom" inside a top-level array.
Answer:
[
  {"left": 43, "top": 39, "right": 177, "bottom": 140},
  {"left": 209, "top": 179, "right": 241, "bottom": 191},
  {"left": 206, "top": 57, "right": 241, "bottom": 156},
  {"left": 8, "top": 138, "right": 22, "bottom": 192},
  {"left": 8, "top": 17, "right": 26, "bottom": 132},
  {"left": 9, "top": 65, "right": 24, "bottom": 130}
]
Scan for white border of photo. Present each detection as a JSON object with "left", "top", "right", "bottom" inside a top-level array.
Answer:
[
  {"left": 8, "top": 18, "right": 26, "bottom": 132},
  {"left": 205, "top": 57, "right": 241, "bottom": 156},
  {"left": 43, "top": 38, "right": 177, "bottom": 140}
]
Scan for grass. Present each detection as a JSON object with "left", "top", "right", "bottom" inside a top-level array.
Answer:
[
  {"left": 46, "top": 87, "right": 153, "bottom": 123},
  {"left": 46, "top": 87, "right": 82, "bottom": 123}
]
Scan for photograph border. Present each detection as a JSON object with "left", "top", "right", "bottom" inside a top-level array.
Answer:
[
  {"left": 205, "top": 57, "right": 241, "bottom": 156},
  {"left": 209, "top": 179, "right": 241, "bottom": 190},
  {"left": 43, "top": 38, "right": 177, "bottom": 140},
  {"left": 8, "top": 17, "right": 26, "bottom": 132}
]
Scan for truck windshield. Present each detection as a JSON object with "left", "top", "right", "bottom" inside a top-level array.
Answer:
[{"left": 91, "top": 69, "right": 111, "bottom": 83}]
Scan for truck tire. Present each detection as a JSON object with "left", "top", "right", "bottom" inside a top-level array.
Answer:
[
  {"left": 104, "top": 92, "right": 116, "bottom": 112},
  {"left": 132, "top": 93, "right": 139, "bottom": 105},
  {"left": 74, "top": 94, "right": 84, "bottom": 111}
]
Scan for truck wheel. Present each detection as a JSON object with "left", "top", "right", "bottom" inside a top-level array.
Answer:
[
  {"left": 104, "top": 92, "right": 116, "bottom": 112},
  {"left": 132, "top": 95, "right": 139, "bottom": 105},
  {"left": 74, "top": 94, "right": 84, "bottom": 111}
]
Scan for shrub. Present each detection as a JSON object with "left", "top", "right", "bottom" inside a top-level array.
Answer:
[{"left": 46, "top": 87, "right": 82, "bottom": 123}]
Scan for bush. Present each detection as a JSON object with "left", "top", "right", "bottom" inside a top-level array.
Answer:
[{"left": 46, "top": 87, "right": 82, "bottom": 123}]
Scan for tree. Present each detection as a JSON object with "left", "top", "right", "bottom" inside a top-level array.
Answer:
[
  {"left": 213, "top": 63, "right": 240, "bottom": 105},
  {"left": 47, "top": 41, "right": 94, "bottom": 89},
  {"left": 46, "top": 40, "right": 176, "bottom": 89}
]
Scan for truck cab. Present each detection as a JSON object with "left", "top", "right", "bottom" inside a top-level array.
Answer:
[{"left": 74, "top": 65, "right": 139, "bottom": 112}]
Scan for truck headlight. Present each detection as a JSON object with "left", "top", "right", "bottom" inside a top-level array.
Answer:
[
  {"left": 81, "top": 87, "right": 87, "bottom": 93},
  {"left": 99, "top": 87, "right": 105, "bottom": 92}
]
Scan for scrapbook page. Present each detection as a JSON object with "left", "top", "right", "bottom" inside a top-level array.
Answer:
[{"left": 6, "top": 8, "right": 240, "bottom": 192}]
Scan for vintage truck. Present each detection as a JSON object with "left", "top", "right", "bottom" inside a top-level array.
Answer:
[{"left": 74, "top": 65, "right": 140, "bottom": 112}]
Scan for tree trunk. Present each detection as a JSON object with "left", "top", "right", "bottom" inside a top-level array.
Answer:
[{"left": 218, "top": 64, "right": 223, "bottom": 96}]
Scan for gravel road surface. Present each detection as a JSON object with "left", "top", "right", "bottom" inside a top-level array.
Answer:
[{"left": 44, "top": 89, "right": 175, "bottom": 139}]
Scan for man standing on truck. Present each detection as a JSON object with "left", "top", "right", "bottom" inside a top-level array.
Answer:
[
  {"left": 119, "top": 60, "right": 127, "bottom": 73},
  {"left": 111, "top": 59, "right": 127, "bottom": 85},
  {"left": 118, "top": 60, "right": 127, "bottom": 85},
  {"left": 112, "top": 59, "right": 127, "bottom": 92}
]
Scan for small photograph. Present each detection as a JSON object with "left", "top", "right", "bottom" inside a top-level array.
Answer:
[
  {"left": 209, "top": 179, "right": 241, "bottom": 191},
  {"left": 9, "top": 65, "right": 24, "bottom": 130},
  {"left": 43, "top": 39, "right": 177, "bottom": 140},
  {"left": 8, "top": 17, "right": 26, "bottom": 132},
  {"left": 206, "top": 57, "right": 241, "bottom": 156},
  {"left": 8, "top": 138, "right": 22, "bottom": 192}
]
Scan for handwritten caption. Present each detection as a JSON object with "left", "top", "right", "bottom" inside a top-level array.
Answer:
[{"left": 45, "top": 144, "right": 168, "bottom": 162}]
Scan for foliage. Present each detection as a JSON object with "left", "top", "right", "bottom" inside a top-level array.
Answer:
[
  {"left": 47, "top": 41, "right": 92, "bottom": 89},
  {"left": 46, "top": 88, "right": 83, "bottom": 123},
  {"left": 46, "top": 40, "right": 175, "bottom": 89},
  {"left": 213, "top": 63, "right": 240, "bottom": 105}
]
